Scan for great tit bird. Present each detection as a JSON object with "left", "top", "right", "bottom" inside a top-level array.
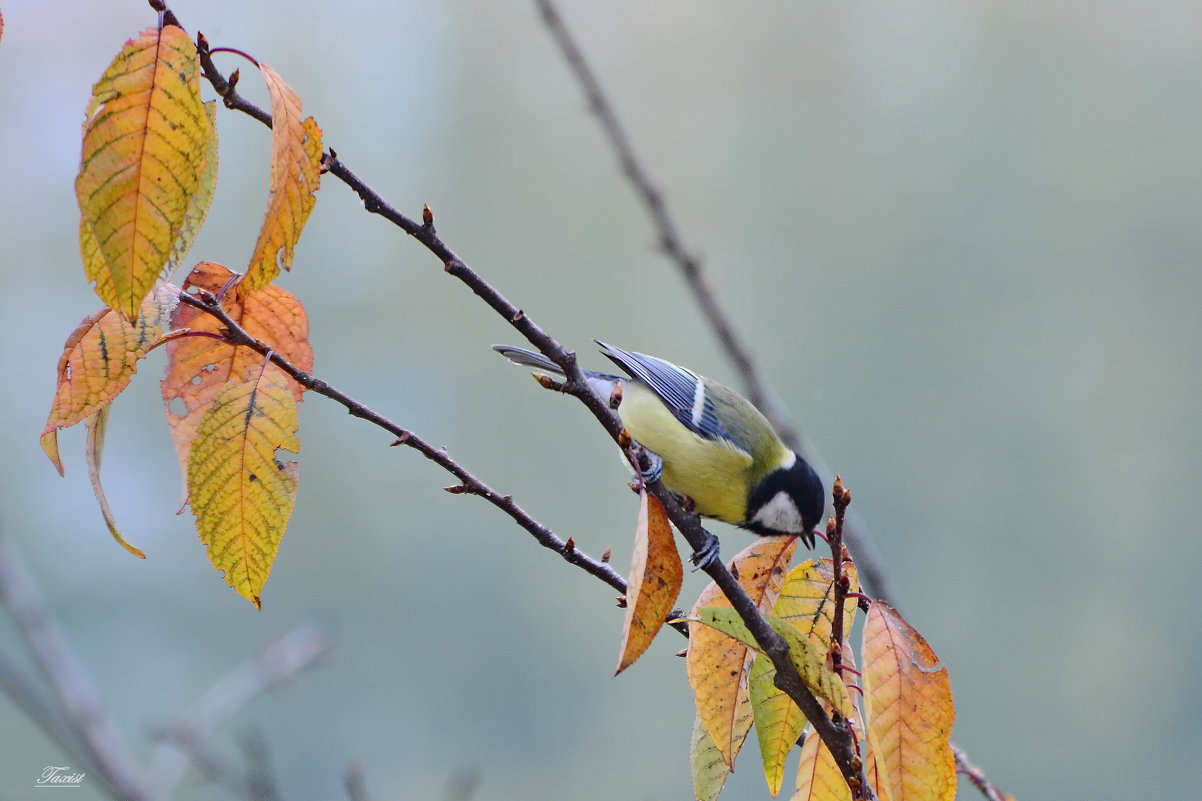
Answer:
[{"left": 493, "top": 342, "right": 825, "bottom": 559}]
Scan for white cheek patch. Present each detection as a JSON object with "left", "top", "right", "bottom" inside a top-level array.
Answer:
[{"left": 750, "top": 491, "right": 803, "bottom": 534}]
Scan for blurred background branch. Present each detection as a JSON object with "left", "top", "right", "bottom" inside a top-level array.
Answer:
[
  {"left": 0, "top": 532, "right": 331, "bottom": 800},
  {"left": 533, "top": 0, "right": 893, "bottom": 604}
]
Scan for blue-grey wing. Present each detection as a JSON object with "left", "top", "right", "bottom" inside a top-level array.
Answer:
[{"left": 595, "top": 341, "right": 735, "bottom": 444}]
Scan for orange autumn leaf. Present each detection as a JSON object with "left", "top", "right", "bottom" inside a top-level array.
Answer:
[
  {"left": 242, "top": 64, "right": 323, "bottom": 290},
  {"left": 792, "top": 729, "right": 851, "bottom": 801},
  {"left": 861, "top": 603, "right": 956, "bottom": 801},
  {"left": 161, "top": 262, "right": 312, "bottom": 489},
  {"left": 41, "top": 285, "right": 179, "bottom": 475},
  {"left": 687, "top": 536, "right": 797, "bottom": 768},
  {"left": 188, "top": 364, "right": 300, "bottom": 608},
  {"left": 614, "top": 491, "right": 682, "bottom": 675},
  {"left": 76, "top": 24, "right": 215, "bottom": 320}
]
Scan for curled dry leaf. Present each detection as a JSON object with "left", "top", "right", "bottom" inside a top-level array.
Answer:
[
  {"left": 614, "top": 491, "right": 682, "bottom": 674},
  {"left": 41, "top": 285, "right": 180, "bottom": 475},
  {"left": 242, "top": 64, "right": 323, "bottom": 290}
]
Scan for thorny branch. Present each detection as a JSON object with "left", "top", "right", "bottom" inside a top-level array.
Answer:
[{"left": 532, "top": 0, "right": 894, "bottom": 604}]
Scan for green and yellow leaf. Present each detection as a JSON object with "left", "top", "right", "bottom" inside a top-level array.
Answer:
[
  {"left": 691, "top": 714, "right": 731, "bottom": 801},
  {"left": 697, "top": 608, "right": 853, "bottom": 720},
  {"left": 749, "top": 652, "right": 806, "bottom": 796},
  {"left": 687, "top": 536, "right": 797, "bottom": 768},
  {"left": 243, "top": 64, "right": 322, "bottom": 290},
  {"left": 615, "top": 491, "right": 682, "bottom": 674},
  {"left": 774, "top": 558, "right": 859, "bottom": 650},
  {"left": 76, "top": 24, "right": 214, "bottom": 319},
  {"left": 861, "top": 603, "right": 956, "bottom": 801},
  {"left": 187, "top": 364, "right": 300, "bottom": 608},
  {"left": 41, "top": 285, "right": 179, "bottom": 474}
]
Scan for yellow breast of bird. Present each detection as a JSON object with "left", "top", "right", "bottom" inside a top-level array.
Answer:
[{"left": 617, "top": 383, "right": 754, "bottom": 525}]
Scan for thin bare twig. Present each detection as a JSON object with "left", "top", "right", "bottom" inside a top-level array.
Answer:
[
  {"left": 531, "top": 0, "right": 893, "bottom": 603},
  {"left": 828, "top": 477, "right": 851, "bottom": 677},
  {"left": 954, "top": 744, "right": 1010, "bottom": 801},
  {"left": 173, "top": 292, "right": 634, "bottom": 602},
  {"left": 0, "top": 535, "right": 153, "bottom": 801},
  {"left": 149, "top": 625, "right": 333, "bottom": 793}
]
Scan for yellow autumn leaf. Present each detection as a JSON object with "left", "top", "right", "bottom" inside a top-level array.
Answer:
[
  {"left": 774, "top": 558, "right": 859, "bottom": 649},
  {"left": 614, "top": 491, "right": 682, "bottom": 675},
  {"left": 861, "top": 603, "right": 956, "bottom": 801},
  {"left": 792, "top": 729, "right": 851, "bottom": 801},
  {"left": 863, "top": 740, "right": 893, "bottom": 801},
  {"left": 76, "top": 24, "right": 214, "bottom": 320},
  {"left": 748, "top": 652, "right": 806, "bottom": 796},
  {"left": 165, "top": 102, "right": 219, "bottom": 279},
  {"left": 697, "top": 608, "right": 854, "bottom": 721},
  {"left": 687, "top": 536, "right": 797, "bottom": 768},
  {"left": 690, "top": 714, "right": 731, "bottom": 801},
  {"left": 187, "top": 364, "right": 300, "bottom": 608},
  {"left": 41, "top": 285, "right": 179, "bottom": 475},
  {"left": 243, "top": 64, "right": 323, "bottom": 290},
  {"left": 161, "top": 262, "right": 312, "bottom": 493}
]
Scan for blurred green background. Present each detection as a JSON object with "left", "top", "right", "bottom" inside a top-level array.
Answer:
[{"left": 2, "top": 1, "right": 1199, "bottom": 798}]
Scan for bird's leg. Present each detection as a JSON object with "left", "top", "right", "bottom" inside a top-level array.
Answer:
[
  {"left": 640, "top": 450, "right": 664, "bottom": 485},
  {"left": 627, "top": 449, "right": 664, "bottom": 492},
  {"left": 690, "top": 527, "right": 721, "bottom": 571}
]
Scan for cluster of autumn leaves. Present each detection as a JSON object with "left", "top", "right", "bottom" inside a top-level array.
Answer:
[
  {"left": 39, "top": 14, "right": 960, "bottom": 801},
  {"left": 40, "top": 21, "right": 321, "bottom": 607},
  {"left": 616, "top": 492, "right": 957, "bottom": 801}
]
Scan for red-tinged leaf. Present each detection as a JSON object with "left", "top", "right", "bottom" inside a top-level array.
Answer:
[
  {"left": 84, "top": 408, "right": 145, "bottom": 559},
  {"left": 161, "top": 262, "right": 312, "bottom": 495},
  {"left": 41, "top": 285, "right": 179, "bottom": 474},
  {"left": 687, "top": 536, "right": 798, "bottom": 768},
  {"left": 243, "top": 64, "right": 322, "bottom": 290},
  {"left": 861, "top": 603, "right": 955, "bottom": 801},
  {"left": 615, "top": 491, "right": 682, "bottom": 674}
]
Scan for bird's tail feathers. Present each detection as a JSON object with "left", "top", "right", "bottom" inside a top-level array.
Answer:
[{"left": 492, "top": 345, "right": 566, "bottom": 377}]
